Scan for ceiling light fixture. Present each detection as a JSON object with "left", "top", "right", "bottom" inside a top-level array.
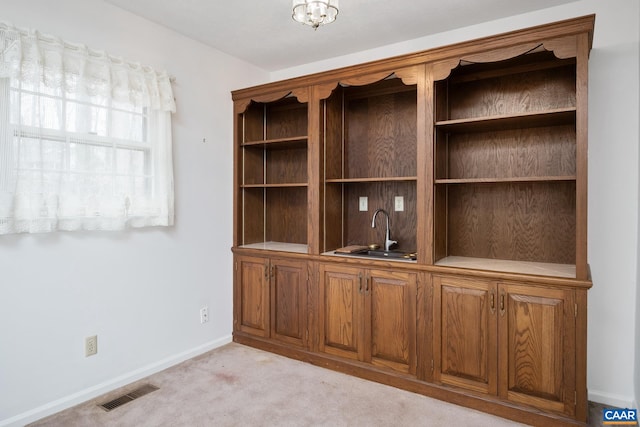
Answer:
[{"left": 292, "top": 0, "right": 339, "bottom": 30}]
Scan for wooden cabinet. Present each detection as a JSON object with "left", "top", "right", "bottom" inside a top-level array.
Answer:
[
  {"left": 433, "top": 276, "right": 498, "bottom": 395},
  {"left": 235, "top": 255, "right": 270, "bottom": 337},
  {"left": 232, "top": 15, "right": 594, "bottom": 426},
  {"left": 234, "top": 255, "right": 308, "bottom": 347},
  {"left": 318, "top": 263, "right": 417, "bottom": 375},
  {"left": 434, "top": 275, "right": 576, "bottom": 417},
  {"left": 499, "top": 283, "right": 576, "bottom": 416}
]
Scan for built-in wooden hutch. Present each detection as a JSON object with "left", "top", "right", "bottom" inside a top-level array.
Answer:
[{"left": 232, "top": 15, "right": 594, "bottom": 426}]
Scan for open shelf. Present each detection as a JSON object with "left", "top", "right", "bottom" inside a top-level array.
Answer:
[
  {"left": 434, "top": 170, "right": 576, "bottom": 268},
  {"left": 435, "top": 176, "right": 576, "bottom": 184},
  {"left": 435, "top": 108, "right": 576, "bottom": 133},
  {"left": 326, "top": 176, "right": 417, "bottom": 183},
  {"left": 242, "top": 136, "right": 308, "bottom": 148},
  {"left": 433, "top": 50, "right": 579, "bottom": 271},
  {"left": 242, "top": 183, "right": 308, "bottom": 188},
  {"left": 238, "top": 96, "right": 309, "bottom": 248}
]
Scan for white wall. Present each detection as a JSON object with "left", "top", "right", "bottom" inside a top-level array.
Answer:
[
  {"left": 0, "top": 1, "right": 268, "bottom": 426},
  {"left": 273, "top": 0, "right": 640, "bottom": 409}
]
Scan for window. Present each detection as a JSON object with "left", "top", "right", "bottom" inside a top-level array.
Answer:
[{"left": 0, "top": 24, "right": 175, "bottom": 234}]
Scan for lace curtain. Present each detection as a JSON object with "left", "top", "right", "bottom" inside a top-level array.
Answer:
[{"left": 0, "top": 24, "right": 176, "bottom": 234}]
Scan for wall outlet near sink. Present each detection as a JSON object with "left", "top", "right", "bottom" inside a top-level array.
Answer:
[
  {"left": 394, "top": 196, "right": 404, "bottom": 211},
  {"left": 359, "top": 197, "right": 368, "bottom": 211}
]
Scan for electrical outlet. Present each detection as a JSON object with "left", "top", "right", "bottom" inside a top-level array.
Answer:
[
  {"left": 200, "top": 306, "right": 209, "bottom": 324},
  {"left": 359, "top": 196, "right": 368, "bottom": 211},
  {"left": 394, "top": 196, "right": 404, "bottom": 212},
  {"left": 85, "top": 335, "right": 98, "bottom": 357}
]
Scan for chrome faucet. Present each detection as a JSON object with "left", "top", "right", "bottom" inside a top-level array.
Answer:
[{"left": 371, "top": 208, "right": 397, "bottom": 251}]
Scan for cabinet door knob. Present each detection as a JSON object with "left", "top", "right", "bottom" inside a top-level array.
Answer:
[
  {"left": 358, "top": 272, "right": 363, "bottom": 294},
  {"left": 499, "top": 293, "right": 505, "bottom": 316}
]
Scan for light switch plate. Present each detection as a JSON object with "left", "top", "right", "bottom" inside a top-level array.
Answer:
[
  {"left": 394, "top": 196, "right": 404, "bottom": 212},
  {"left": 359, "top": 197, "right": 368, "bottom": 211}
]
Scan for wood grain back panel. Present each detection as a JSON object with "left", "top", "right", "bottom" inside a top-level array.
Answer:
[
  {"left": 266, "top": 145, "right": 308, "bottom": 184},
  {"left": 446, "top": 182, "right": 576, "bottom": 264},
  {"left": 344, "top": 182, "right": 417, "bottom": 252},
  {"left": 344, "top": 82, "right": 417, "bottom": 179},
  {"left": 242, "top": 188, "right": 265, "bottom": 245},
  {"left": 442, "top": 125, "right": 576, "bottom": 180},
  {"left": 265, "top": 187, "right": 307, "bottom": 244},
  {"left": 265, "top": 98, "right": 308, "bottom": 140},
  {"left": 444, "top": 54, "right": 576, "bottom": 120}
]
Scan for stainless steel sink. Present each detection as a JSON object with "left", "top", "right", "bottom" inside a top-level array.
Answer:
[{"left": 337, "top": 249, "right": 417, "bottom": 261}]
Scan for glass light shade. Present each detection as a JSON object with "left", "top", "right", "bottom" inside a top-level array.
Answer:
[{"left": 292, "top": 0, "right": 339, "bottom": 29}]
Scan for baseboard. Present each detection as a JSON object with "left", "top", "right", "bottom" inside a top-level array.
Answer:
[
  {"left": 0, "top": 335, "right": 232, "bottom": 427},
  {"left": 589, "top": 389, "right": 637, "bottom": 409}
]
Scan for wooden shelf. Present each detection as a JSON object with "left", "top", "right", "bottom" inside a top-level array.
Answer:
[
  {"left": 435, "top": 256, "right": 576, "bottom": 278},
  {"left": 242, "top": 136, "right": 308, "bottom": 148},
  {"left": 326, "top": 177, "right": 417, "bottom": 183},
  {"left": 435, "top": 176, "right": 576, "bottom": 184},
  {"left": 242, "top": 183, "right": 308, "bottom": 188},
  {"left": 435, "top": 108, "right": 576, "bottom": 133},
  {"left": 239, "top": 241, "right": 309, "bottom": 254}
]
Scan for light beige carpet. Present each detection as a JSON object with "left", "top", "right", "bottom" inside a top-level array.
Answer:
[{"left": 28, "top": 343, "right": 543, "bottom": 426}]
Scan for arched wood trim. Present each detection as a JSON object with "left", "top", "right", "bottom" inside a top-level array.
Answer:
[
  {"left": 460, "top": 43, "right": 541, "bottom": 64},
  {"left": 234, "top": 88, "right": 312, "bottom": 113},
  {"left": 340, "top": 71, "right": 394, "bottom": 87},
  {"left": 250, "top": 90, "right": 294, "bottom": 104},
  {"left": 432, "top": 58, "right": 461, "bottom": 81},
  {"left": 234, "top": 99, "right": 252, "bottom": 115},
  {"left": 291, "top": 87, "right": 310, "bottom": 103},
  {"left": 394, "top": 66, "right": 419, "bottom": 86},
  {"left": 315, "top": 82, "right": 339, "bottom": 100},
  {"left": 543, "top": 36, "right": 578, "bottom": 59}
]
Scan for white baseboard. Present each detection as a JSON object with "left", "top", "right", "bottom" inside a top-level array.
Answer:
[
  {"left": 589, "top": 389, "right": 637, "bottom": 409},
  {"left": 0, "top": 335, "right": 232, "bottom": 427}
]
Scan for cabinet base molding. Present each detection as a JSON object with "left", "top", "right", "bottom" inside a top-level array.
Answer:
[{"left": 233, "top": 333, "right": 586, "bottom": 427}]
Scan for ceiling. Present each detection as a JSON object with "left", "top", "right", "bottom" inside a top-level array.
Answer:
[{"left": 103, "top": 0, "right": 578, "bottom": 71}]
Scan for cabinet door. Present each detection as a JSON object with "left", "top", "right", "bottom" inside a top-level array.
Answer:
[
  {"left": 235, "top": 255, "right": 270, "bottom": 337},
  {"left": 367, "top": 269, "right": 417, "bottom": 375},
  {"left": 498, "top": 283, "right": 575, "bottom": 416},
  {"left": 433, "top": 276, "right": 498, "bottom": 395},
  {"left": 270, "top": 258, "right": 308, "bottom": 347},
  {"left": 318, "top": 264, "right": 364, "bottom": 361}
]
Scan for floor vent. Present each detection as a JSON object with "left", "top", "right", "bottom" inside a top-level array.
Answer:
[{"left": 99, "top": 384, "right": 159, "bottom": 412}]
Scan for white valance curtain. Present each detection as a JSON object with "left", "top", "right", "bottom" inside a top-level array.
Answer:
[{"left": 0, "top": 24, "right": 176, "bottom": 234}]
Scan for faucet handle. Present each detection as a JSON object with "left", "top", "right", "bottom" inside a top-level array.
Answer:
[{"left": 386, "top": 240, "right": 398, "bottom": 251}]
